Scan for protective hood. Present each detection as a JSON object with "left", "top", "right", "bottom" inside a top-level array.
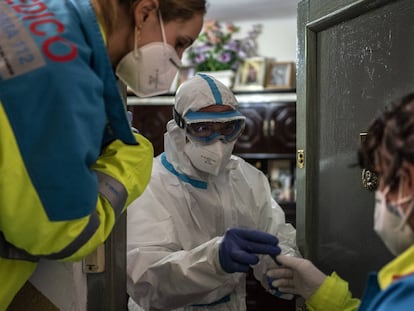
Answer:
[
  {"left": 173, "top": 73, "right": 245, "bottom": 127},
  {"left": 164, "top": 120, "right": 215, "bottom": 180},
  {"left": 164, "top": 74, "right": 243, "bottom": 180}
]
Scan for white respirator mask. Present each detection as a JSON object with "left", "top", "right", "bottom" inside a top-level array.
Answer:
[
  {"left": 116, "top": 11, "right": 181, "bottom": 97},
  {"left": 374, "top": 185, "right": 414, "bottom": 256},
  {"left": 184, "top": 139, "right": 235, "bottom": 176}
]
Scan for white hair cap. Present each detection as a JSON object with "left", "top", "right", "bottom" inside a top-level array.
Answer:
[{"left": 174, "top": 73, "right": 244, "bottom": 124}]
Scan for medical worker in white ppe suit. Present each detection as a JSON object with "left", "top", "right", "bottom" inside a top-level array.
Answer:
[{"left": 127, "top": 73, "right": 300, "bottom": 311}]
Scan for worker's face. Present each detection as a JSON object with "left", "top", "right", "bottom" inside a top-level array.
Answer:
[
  {"left": 185, "top": 105, "right": 246, "bottom": 144},
  {"left": 376, "top": 157, "right": 414, "bottom": 222},
  {"left": 198, "top": 105, "right": 234, "bottom": 113},
  {"left": 139, "top": 13, "right": 204, "bottom": 59},
  {"left": 374, "top": 158, "right": 414, "bottom": 255},
  {"left": 116, "top": 11, "right": 203, "bottom": 97},
  {"left": 183, "top": 105, "right": 242, "bottom": 176}
]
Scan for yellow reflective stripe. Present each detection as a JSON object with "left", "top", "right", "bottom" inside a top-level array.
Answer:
[
  {"left": 96, "top": 171, "right": 127, "bottom": 218},
  {"left": 1, "top": 211, "right": 102, "bottom": 261},
  {"left": 0, "top": 232, "right": 38, "bottom": 262},
  {"left": 97, "top": 18, "right": 107, "bottom": 45},
  {"left": 45, "top": 211, "right": 100, "bottom": 260}
]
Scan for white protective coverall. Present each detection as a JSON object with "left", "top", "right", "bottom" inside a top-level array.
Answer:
[{"left": 127, "top": 74, "right": 299, "bottom": 311}]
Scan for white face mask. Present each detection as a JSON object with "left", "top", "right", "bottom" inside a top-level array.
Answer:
[
  {"left": 184, "top": 139, "right": 235, "bottom": 176},
  {"left": 116, "top": 11, "right": 181, "bottom": 97},
  {"left": 374, "top": 187, "right": 414, "bottom": 256}
]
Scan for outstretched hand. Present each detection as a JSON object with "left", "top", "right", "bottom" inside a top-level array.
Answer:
[
  {"left": 219, "top": 228, "right": 281, "bottom": 273},
  {"left": 266, "top": 254, "right": 327, "bottom": 299}
]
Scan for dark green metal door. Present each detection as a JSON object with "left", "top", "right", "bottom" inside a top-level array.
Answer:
[{"left": 297, "top": 0, "right": 414, "bottom": 299}]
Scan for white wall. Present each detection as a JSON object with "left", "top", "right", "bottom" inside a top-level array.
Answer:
[
  {"left": 234, "top": 16, "right": 297, "bottom": 62},
  {"left": 183, "top": 16, "right": 297, "bottom": 65}
]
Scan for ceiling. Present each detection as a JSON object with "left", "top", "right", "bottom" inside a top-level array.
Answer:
[{"left": 205, "top": 0, "right": 299, "bottom": 21}]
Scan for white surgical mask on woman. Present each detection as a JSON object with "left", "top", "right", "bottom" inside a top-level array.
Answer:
[
  {"left": 374, "top": 184, "right": 414, "bottom": 256},
  {"left": 184, "top": 139, "right": 235, "bottom": 176},
  {"left": 116, "top": 11, "right": 181, "bottom": 97}
]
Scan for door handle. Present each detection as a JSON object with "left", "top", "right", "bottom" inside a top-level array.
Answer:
[
  {"left": 360, "top": 132, "right": 378, "bottom": 191},
  {"left": 361, "top": 168, "right": 378, "bottom": 191},
  {"left": 297, "top": 149, "right": 305, "bottom": 168},
  {"left": 263, "top": 120, "right": 269, "bottom": 137},
  {"left": 269, "top": 120, "right": 275, "bottom": 136}
]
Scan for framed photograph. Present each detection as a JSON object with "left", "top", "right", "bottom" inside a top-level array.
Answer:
[
  {"left": 233, "top": 57, "right": 266, "bottom": 91},
  {"left": 265, "top": 61, "right": 295, "bottom": 90},
  {"left": 268, "top": 159, "right": 295, "bottom": 203}
]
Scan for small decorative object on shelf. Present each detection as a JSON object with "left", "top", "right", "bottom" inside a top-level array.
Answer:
[
  {"left": 268, "top": 159, "right": 295, "bottom": 204},
  {"left": 186, "top": 20, "right": 262, "bottom": 88},
  {"left": 233, "top": 57, "right": 267, "bottom": 91},
  {"left": 265, "top": 61, "right": 296, "bottom": 90}
]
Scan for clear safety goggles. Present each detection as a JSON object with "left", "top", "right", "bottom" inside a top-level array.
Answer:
[
  {"left": 187, "top": 119, "right": 245, "bottom": 143},
  {"left": 174, "top": 108, "right": 246, "bottom": 144}
]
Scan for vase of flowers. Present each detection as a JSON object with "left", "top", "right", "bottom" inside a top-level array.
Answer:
[{"left": 187, "top": 20, "right": 262, "bottom": 88}]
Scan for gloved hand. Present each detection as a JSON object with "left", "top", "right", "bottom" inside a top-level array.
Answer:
[
  {"left": 266, "top": 278, "right": 295, "bottom": 300},
  {"left": 219, "top": 228, "right": 281, "bottom": 273},
  {"left": 266, "top": 254, "right": 327, "bottom": 299},
  {"left": 127, "top": 111, "right": 139, "bottom": 133}
]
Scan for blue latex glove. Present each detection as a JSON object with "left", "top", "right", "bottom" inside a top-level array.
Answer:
[
  {"left": 127, "top": 111, "right": 139, "bottom": 133},
  {"left": 267, "top": 276, "right": 295, "bottom": 300},
  {"left": 219, "top": 228, "right": 281, "bottom": 273}
]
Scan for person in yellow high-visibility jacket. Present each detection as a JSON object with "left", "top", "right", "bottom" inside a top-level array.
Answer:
[
  {"left": 0, "top": 0, "right": 206, "bottom": 309},
  {"left": 267, "top": 92, "right": 414, "bottom": 311}
]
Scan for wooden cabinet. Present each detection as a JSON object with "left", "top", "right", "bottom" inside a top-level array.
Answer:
[
  {"left": 128, "top": 104, "right": 172, "bottom": 156},
  {"left": 234, "top": 102, "right": 296, "bottom": 157},
  {"left": 128, "top": 92, "right": 296, "bottom": 158}
]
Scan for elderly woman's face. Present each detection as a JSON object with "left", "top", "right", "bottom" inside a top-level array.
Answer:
[{"left": 378, "top": 158, "right": 414, "bottom": 225}]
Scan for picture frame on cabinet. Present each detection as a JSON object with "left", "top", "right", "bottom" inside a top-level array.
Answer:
[
  {"left": 233, "top": 57, "right": 266, "bottom": 91},
  {"left": 268, "top": 159, "right": 295, "bottom": 203},
  {"left": 265, "top": 61, "right": 296, "bottom": 90}
]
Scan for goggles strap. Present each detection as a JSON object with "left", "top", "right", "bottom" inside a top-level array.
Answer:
[{"left": 173, "top": 108, "right": 186, "bottom": 129}]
